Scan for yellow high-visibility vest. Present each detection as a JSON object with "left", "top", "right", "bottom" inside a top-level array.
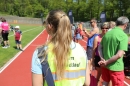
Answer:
[{"left": 44, "top": 43, "right": 86, "bottom": 86}]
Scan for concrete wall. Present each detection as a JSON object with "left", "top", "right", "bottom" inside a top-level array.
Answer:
[{"left": 0, "top": 15, "right": 44, "bottom": 25}]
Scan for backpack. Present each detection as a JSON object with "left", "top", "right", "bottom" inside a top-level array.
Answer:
[{"left": 38, "top": 47, "right": 55, "bottom": 86}]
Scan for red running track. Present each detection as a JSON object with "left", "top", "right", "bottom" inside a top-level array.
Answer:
[
  {"left": 0, "top": 30, "right": 130, "bottom": 86},
  {"left": 0, "top": 30, "right": 48, "bottom": 86}
]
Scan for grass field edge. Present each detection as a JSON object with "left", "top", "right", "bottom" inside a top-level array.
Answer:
[{"left": 0, "top": 29, "right": 45, "bottom": 73}]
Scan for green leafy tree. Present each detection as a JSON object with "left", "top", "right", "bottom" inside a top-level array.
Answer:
[{"left": 0, "top": 0, "right": 130, "bottom": 21}]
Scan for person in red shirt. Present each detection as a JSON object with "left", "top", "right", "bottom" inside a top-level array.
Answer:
[
  {"left": 75, "top": 25, "right": 82, "bottom": 43},
  {"left": 13, "top": 26, "right": 23, "bottom": 51}
]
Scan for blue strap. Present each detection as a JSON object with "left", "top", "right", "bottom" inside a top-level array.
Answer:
[
  {"left": 38, "top": 47, "right": 55, "bottom": 86},
  {"left": 41, "top": 60, "right": 55, "bottom": 86}
]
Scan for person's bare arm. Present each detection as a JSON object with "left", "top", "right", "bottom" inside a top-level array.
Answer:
[
  {"left": 0, "top": 28, "right": 2, "bottom": 34},
  {"left": 99, "top": 50, "right": 125, "bottom": 66},
  {"left": 13, "top": 30, "right": 15, "bottom": 35},
  {"left": 92, "top": 36, "right": 98, "bottom": 66},
  {"left": 98, "top": 44, "right": 104, "bottom": 60},
  {"left": 85, "top": 28, "right": 99, "bottom": 38},
  {"left": 32, "top": 73, "right": 43, "bottom": 86},
  {"left": 105, "top": 50, "right": 125, "bottom": 65},
  {"left": 84, "top": 62, "right": 90, "bottom": 86},
  {"left": 19, "top": 35, "right": 22, "bottom": 41}
]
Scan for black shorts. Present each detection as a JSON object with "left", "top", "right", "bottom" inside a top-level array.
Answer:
[
  {"left": 86, "top": 46, "right": 93, "bottom": 60},
  {"left": 2, "top": 32, "right": 9, "bottom": 41},
  {"left": 94, "top": 55, "right": 101, "bottom": 67},
  {"left": 15, "top": 40, "right": 21, "bottom": 44}
]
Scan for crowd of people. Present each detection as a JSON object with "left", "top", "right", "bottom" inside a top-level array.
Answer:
[
  {"left": 0, "top": 17, "right": 23, "bottom": 51},
  {"left": 31, "top": 9, "right": 130, "bottom": 86},
  {"left": 0, "top": 10, "right": 130, "bottom": 86}
]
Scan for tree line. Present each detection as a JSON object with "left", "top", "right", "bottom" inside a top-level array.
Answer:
[{"left": 0, "top": 0, "right": 130, "bottom": 22}]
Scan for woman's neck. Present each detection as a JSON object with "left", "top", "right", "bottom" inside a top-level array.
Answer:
[{"left": 100, "top": 33, "right": 105, "bottom": 37}]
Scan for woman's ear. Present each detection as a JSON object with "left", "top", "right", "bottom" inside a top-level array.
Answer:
[
  {"left": 48, "top": 24, "right": 53, "bottom": 32},
  {"left": 48, "top": 24, "right": 51, "bottom": 29},
  {"left": 48, "top": 24, "right": 53, "bottom": 29}
]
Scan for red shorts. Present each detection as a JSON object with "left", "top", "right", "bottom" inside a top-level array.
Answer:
[{"left": 101, "top": 67, "right": 124, "bottom": 86}]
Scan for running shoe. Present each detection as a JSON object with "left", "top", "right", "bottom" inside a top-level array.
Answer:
[
  {"left": 7, "top": 45, "right": 10, "bottom": 48},
  {"left": 2, "top": 46, "right": 8, "bottom": 48},
  {"left": 19, "top": 49, "right": 23, "bottom": 51}
]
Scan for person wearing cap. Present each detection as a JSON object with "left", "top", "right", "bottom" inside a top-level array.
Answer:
[{"left": 13, "top": 26, "right": 23, "bottom": 51}]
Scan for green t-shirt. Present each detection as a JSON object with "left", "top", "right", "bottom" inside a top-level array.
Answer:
[{"left": 101, "top": 27, "right": 128, "bottom": 71}]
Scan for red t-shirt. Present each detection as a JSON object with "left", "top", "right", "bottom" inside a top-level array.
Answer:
[{"left": 15, "top": 30, "right": 22, "bottom": 40}]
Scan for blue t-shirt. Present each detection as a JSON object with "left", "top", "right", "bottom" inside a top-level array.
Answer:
[
  {"left": 31, "top": 41, "right": 87, "bottom": 74},
  {"left": 31, "top": 49, "right": 42, "bottom": 74}
]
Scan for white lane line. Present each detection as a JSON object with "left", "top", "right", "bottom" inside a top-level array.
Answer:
[
  {"left": 124, "top": 81, "right": 130, "bottom": 86},
  {"left": 82, "top": 39, "right": 87, "bottom": 43},
  {"left": 0, "top": 29, "right": 45, "bottom": 73}
]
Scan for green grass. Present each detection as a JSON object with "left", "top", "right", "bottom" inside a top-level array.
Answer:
[
  {"left": 0, "top": 24, "right": 44, "bottom": 68},
  {"left": 0, "top": 13, "right": 10, "bottom": 16}
]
